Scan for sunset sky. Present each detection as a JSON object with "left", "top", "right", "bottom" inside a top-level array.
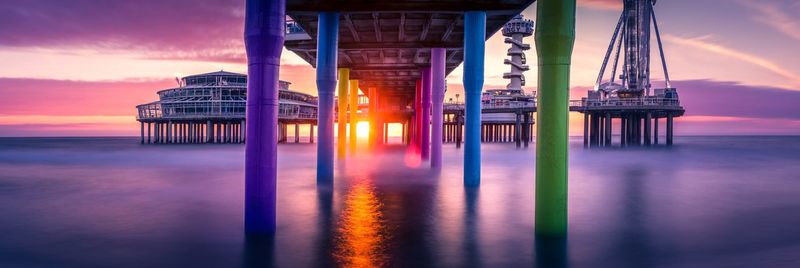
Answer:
[{"left": 1, "top": 0, "right": 799, "bottom": 136}]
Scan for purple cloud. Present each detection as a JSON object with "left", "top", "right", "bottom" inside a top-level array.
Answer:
[
  {"left": 0, "top": 0, "right": 244, "bottom": 60},
  {"left": 673, "top": 80, "right": 800, "bottom": 120}
]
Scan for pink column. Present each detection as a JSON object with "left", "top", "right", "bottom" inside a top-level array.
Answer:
[
  {"left": 420, "top": 66, "right": 432, "bottom": 160},
  {"left": 414, "top": 79, "right": 422, "bottom": 153}
]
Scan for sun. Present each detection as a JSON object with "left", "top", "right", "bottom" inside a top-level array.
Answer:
[{"left": 356, "top": 121, "right": 370, "bottom": 138}]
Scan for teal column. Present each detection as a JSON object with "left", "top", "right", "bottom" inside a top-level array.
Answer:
[
  {"left": 463, "top": 11, "right": 486, "bottom": 186},
  {"left": 535, "top": 0, "right": 576, "bottom": 237},
  {"left": 316, "top": 12, "right": 338, "bottom": 184}
]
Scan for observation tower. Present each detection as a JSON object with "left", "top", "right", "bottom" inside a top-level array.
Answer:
[
  {"left": 502, "top": 14, "right": 534, "bottom": 92},
  {"left": 472, "top": 14, "right": 536, "bottom": 145}
]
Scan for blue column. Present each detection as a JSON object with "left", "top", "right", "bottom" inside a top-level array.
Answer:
[
  {"left": 316, "top": 12, "right": 339, "bottom": 185},
  {"left": 463, "top": 11, "right": 485, "bottom": 186},
  {"left": 244, "top": 0, "right": 284, "bottom": 235}
]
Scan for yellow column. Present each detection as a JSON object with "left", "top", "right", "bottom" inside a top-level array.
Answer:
[
  {"left": 348, "top": 79, "right": 359, "bottom": 154},
  {"left": 337, "top": 68, "right": 350, "bottom": 159}
]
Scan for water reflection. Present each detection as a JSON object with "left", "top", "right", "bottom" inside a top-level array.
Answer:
[
  {"left": 615, "top": 168, "right": 653, "bottom": 268},
  {"left": 535, "top": 235, "right": 569, "bottom": 268},
  {"left": 334, "top": 179, "right": 388, "bottom": 268},
  {"left": 4, "top": 137, "right": 800, "bottom": 267},
  {"left": 242, "top": 235, "right": 275, "bottom": 268},
  {"left": 316, "top": 187, "right": 336, "bottom": 267},
  {"left": 463, "top": 187, "right": 482, "bottom": 267}
]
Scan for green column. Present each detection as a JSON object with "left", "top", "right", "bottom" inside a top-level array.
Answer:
[{"left": 535, "top": 0, "right": 576, "bottom": 237}]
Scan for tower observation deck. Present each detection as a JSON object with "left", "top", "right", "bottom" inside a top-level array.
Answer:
[
  {"left": 502, "top": 15, "right": 534, "bottom": 92},
  {"left": 574, "top": 0, "right": 684, "bottom": 147}
]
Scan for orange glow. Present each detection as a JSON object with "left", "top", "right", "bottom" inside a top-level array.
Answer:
[
  {"left": 353, "top": 122, "right": 406, "bottom": 138},
  {"left": 355, "top": 121, "right": 370, "bottom": 138},
  {"left": 403, "top": 145, "right": 422, "bottom": 168},
  {"left": 335, "top": 180, "right": 387, "bottom": 268}
]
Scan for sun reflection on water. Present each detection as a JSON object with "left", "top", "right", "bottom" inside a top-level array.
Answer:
[{"left": 334, "top": 180, "right": 388, "bottom": 268}]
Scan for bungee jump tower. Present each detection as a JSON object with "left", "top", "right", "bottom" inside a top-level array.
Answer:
[{"left": 502, "top": 15, "right": 534, "bottom": 92}]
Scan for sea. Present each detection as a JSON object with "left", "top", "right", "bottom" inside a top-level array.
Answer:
[{"left": 0, "top": 136, "right": 798, "bottom": 267}]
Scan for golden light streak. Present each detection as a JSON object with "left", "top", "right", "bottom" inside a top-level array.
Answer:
[{"left": 334, "top": 180, "right": 387, "bottom": 268}]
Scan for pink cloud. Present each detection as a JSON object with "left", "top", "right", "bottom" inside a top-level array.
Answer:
[
  {"left": 672, "top": 80, "right": 800, "bottom": 120},
  {"left": 577, "top": 0, "right": 622, "bottom": 10},
  {"left": 0, "top": 77, "right": 173, "bottom": 116}
]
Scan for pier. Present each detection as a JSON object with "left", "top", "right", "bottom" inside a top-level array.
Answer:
[
  {"left": 135, "top": 72, "right": 318, "bottom": 144},
  {"left": 134, "top": 0, "right": 684, "bottom": 238}
]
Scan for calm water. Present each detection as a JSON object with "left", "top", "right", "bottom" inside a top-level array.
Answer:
[{"left": 0, "top": 136, "right": 799, "bottom": 267}]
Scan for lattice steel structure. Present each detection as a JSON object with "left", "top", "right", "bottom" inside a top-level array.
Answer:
[{"left": 575, "top": 0, "right": 684, "bottom": 147}]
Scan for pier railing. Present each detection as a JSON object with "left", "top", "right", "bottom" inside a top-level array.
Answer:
[
  {"left": 443, "top": 101, "right": 536, "bottom": 112},
  {"left": 136, "top": 101, "right": 318, "bottom": 121},
  {"left": 570, "top": 97, "right": 681, "bottom": 108}
]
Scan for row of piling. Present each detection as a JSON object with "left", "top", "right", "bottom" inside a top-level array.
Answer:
[
  {"left": 140, "top": 120, "right": 246, "bottom": 144},
  {"left": 583, "top": 111, "right": 675, "bottom": 147},
  {"left": 277, "top": 122, "right": 316, "bottom": 143}
]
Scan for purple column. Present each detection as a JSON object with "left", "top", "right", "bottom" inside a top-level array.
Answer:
[
  {"left": 244, "top": 0, "right": 284, "bottom": 235},
  {"left": 430, "top": 48, "right": 446, "bottom": 167},
  {"left": 420, "top": 66, "right": 432, "bottom": 160}
]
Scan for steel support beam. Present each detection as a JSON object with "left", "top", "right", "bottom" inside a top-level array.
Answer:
[
  {"left": 140, "top": 122, "right": 145, "bottom": 144},
  {"left": 534, "top": 0, "right": 575, "bottom": 237},
  {"left": 583, "top": 113, "right": 588, "bottom": 147},
  {"left": 316, "top": 12, "right": 339, "bottom": 185},
  {"left": 644, "top": 112, "right": 652, "bottom": 145},
  {"left": 605, "top": 113, "right": 612, "bottom": 145},
  {"left": 463, "top": 11, "right": 485, "bottom": 186},
  {"left": 244, "top": 0, "right": 284, "bottom": 235},
  {"left": 654, "top": 116, "right": 659, "bottom": 145},
  {"left": 667, "top": 113, "right": 673, "bottom": 145}
]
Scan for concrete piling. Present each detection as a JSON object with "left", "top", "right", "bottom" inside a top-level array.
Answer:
[
  {"left": 535, "top": 0, "right": 575, "bottom": 237},
  {"left": 463, "top": 11, "right": 486, "bottom": 186},
  {"left": 243, "top": 0, "right": 284, "bottom": 235}
]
